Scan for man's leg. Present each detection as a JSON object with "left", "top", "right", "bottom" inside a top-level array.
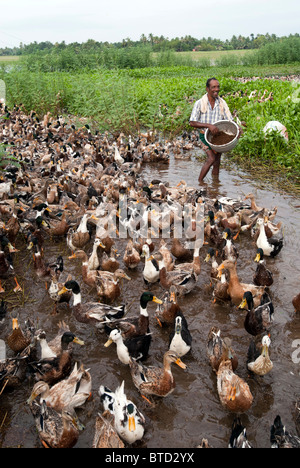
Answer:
[
  {"left": 198, "top": 149, "right": 218, "bottom": 182},
  {"left": 212, "top": 152, "right": 222, "bottom": 176}
]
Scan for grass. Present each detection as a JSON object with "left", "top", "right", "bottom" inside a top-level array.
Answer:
[
  {"left": 0, "top": 56, "right": 20, "bottom": 63},
  {"left": 0, "top": 58, "right": 299, "bottom": 183}
]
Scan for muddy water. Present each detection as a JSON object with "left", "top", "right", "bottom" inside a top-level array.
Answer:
[{"left": 0, "top": 153, "right": 299, "bottom": 449}]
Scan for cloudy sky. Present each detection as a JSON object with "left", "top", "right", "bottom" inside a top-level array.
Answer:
[{"left": 0, "top": 0, "right": 299, "bottom": 48}]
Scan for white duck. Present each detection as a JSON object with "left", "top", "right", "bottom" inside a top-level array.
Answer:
[{"left": 99, "top": 380, "right": 145, "bottom": 444}]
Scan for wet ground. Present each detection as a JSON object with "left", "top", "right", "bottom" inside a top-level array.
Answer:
[{"left": 0, "top": 152, "right": 299, "bottom": 448}]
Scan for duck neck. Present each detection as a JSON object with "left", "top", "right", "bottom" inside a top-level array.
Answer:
[
  {"left": 140, "top": 303, "right": 149, "bottom": 317},
  {"left": 73, "top": 292, "right": 82, "bottom": 306},
  {"left": 159, "top": 267, "right": 169, "bottom": 287},
  {"left": 40, "top": 338, "right": 56, "bottom": 359}
]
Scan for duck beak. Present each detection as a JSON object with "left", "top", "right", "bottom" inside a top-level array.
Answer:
[
  {"left": 238, "top": 298, "right": 247, "bottom": 309},
  {"left": 8, "top": 243, "right": 19, "bottom": 253},
  {"left": 175, "top": 358, "right": 187, "bottom": 370},
  {"left": 104, "top": 338, "right": 113, "bottom": 347},
  {"left": 170, "top": 291, "right": 176, "bottom": 303},
  {"left": 204, "top": 253, "right": 211, "bottom": 263},
  {"left": 229, "top": 386, "right": 236, "bottom": 401},
  {"left": 254, "top": 253, "right": 261, "bottom": 262},
  {"left": 122, "top": 272, "right": 131, "bottom": 280},
  {"left": 12, "top": 318, "right": 19, "bottom": 330},
  {"left": 68, "top": 253, "right": 77, "bottom": 259},
  {"left": 27, "top": 392, "right": 38, "bottom": 405},
  {"left": 72, "top": 337, "right": 85, "bottom": 346},
  {"left": 128, "top": 415, "right": 136, "bottom": 432},
  {"left": 217, "top": 264, "right": 224, "bottom": 279},
  {"left": 152, "top": 296, "right": 163, "bottom": 305},
  {"left": 58, "top": 286, "right": 69, "bottom": 296}
]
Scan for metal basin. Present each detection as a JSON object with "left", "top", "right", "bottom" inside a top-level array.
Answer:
[{"left": 205, "top": 120, "right": 239, "bottom": 152}]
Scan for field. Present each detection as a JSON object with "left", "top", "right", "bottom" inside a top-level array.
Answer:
[
  {"left": 0, "top": 56, "right": 20, "bottom": 64},
  {"left": 0, "top": 49, "right": 299, "bottom": 183}
]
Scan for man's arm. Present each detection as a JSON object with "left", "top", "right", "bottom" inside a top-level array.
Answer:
[{"left": 189, "top": 121, "right": 220, "bottom": 135}]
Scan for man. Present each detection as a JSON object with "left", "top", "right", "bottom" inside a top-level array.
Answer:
[{"left": 189, "top": 77, "right": 240, "bottom": 183}]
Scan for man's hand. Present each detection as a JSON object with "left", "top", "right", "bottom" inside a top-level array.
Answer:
[{"left": 208, "top": 124, "right": 220, "bottom": 135}]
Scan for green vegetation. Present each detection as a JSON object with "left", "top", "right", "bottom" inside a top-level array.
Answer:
[
  {"left": 0, "top": 35, "right": 299, "bottom": 182},
  {"left": 0, "top": 144, "right": 19, "bottom": 169},
  {"left": 1, "top": 32, "right": 297, "bottom": 56}
]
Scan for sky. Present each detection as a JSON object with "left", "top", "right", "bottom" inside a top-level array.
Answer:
[{"left": 0, "top": 0, "right": 299, "bottom": 48}]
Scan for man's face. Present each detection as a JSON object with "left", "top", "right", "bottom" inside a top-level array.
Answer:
[{"left": 207, "top": 80, "right": 220, "bottom": 99}]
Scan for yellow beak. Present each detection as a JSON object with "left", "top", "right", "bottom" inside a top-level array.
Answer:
[
  {"left": 128, "top": 415, "right": 136, "bottom": 432},
  {"left": 58, "top": 286, "right": 69, "bottom": 296},
  {"left": 73, "top": 337, "right": 85, "bottom": 346},
  {"left": 104, "top": 338, "right": 113, "bottom": 347},
  {"left": 152, "top": 296, "right": 163, "bottom": 305},
  {"left": 175, "top": 358, "right": 187, "bottom": 370},
  {"left": 238, "top": 298, "right": 248, "bottom": 309}
]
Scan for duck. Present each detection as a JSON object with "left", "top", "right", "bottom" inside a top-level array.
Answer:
[
  {"left": 158, "top": 239, "right": 174, "bottom": 272},
  {"left": 253, "top": 248, "right": 273, "bottom": 287},
  {"left": 228, "top": 417, "right": 253, "bottom": 448},
  {"left": 28, "top": 399, "right": 81, "bottom": 449},
  {"left": 68, "top": 249, "right": 99, "bottom": 289},
  {"left": 48, "top": 212, "right": 70, "bottom": 238},
  {"left": 204, "top": 247, "right": 219, "bottom": 283},
  {"left": 221, "top": 228, "right": 239, "bottom": 263},
  {"left": 29, "top": 331, "right": 85, "bottom": 385},
  {"left": 171, "top": 237, "right": 193, "bottom": 262},
  {"left": 168, "top": 315, "right": 192, "bottom": 357},
  {"left": 66, "top": 213, "right": 93, "bottom": 253},
  {"left": 87, "top": 237, "right": 103, "bottom": 271},
  {"left": 105, "top": 292, "right": 163, "bottom": 339},
  {"left": 0, "top": 235, "right": 16, "bottom": 292},
  {"left": 212, "top": 267, "right": 230, "bottom": 303},
  {"left": 217, "top": 359, "right": 253, "bottom": 413},
  {"left": 155, "top": 285, "right": 187, "bottom": 327},
  {"left": 238, "top": 291, "right": 274, "bottom": 336},
  {"left": 204, "top": 211, "right": 223, "bottom": 246},
  {"left": 36, "top": 322, "right": 81, "bottom": 359},
  {"left": 100, "top": 249, "right": 120, "bottom": 273},
  {"left": 141, "top": 243, "right": 160, "bottom": 285},
  {"left": 129, "top": 350, "right": 187, "bottom": 403},
  {"left": 206, "top": 327, "right": 238, "bottom": 373},
  {"left": 123, "top": 239, "right": 141, "bottom": 269},
  {"left": 270, "top": 415, "right": 300, "bottom": 448},
  {"left": 174, "top": 240, "right": 201, "bottom": 276},
  {"left": 92, "top": 411, "right": 125, "bottom": 448},
  {"left": 0, "top": 339, "right": 31, "bottom": 390},
  {"left": 95, "top": 268, "right": 131, "bottom": 303},
  {"left": 6, "top": 317, "right": 35, "bottom": 354},
  {"left": 99, "top": 380, "right": 145, "bottom": 445},
  {"left": 2, "top": 204, "right": 25, "bottom": 243},
  {"left": 33, "top": 248, "right": 64, "bottom": 287},
  {"left": 48, "top": 273, "right": 73, "bottom": 314},
  {"left": 292, "top": 292, "right": 300, "bottom": 313},
  {"left": 104, "top": 328, "right": 151, "bottom": 364},
  {"left": 247, "top": 335, "right": 273, "bottom": 376},
  {"left": 215, "top": 210, "right": 242, "bottom": 239},
  {"left": 217, "top": 260, "right": 266, "bottom": 307},
  {"left": 58, "top": 280, "right": 127, "bottom": 326},
  {"left": 256, "top": 217, "right": 283, "bottom": 258},
  {"left": 159, "top": 264, "right": 197, "bottom": 296},
  {"left": 27, "top": 362, "right": 92, "bottom": 412}
]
